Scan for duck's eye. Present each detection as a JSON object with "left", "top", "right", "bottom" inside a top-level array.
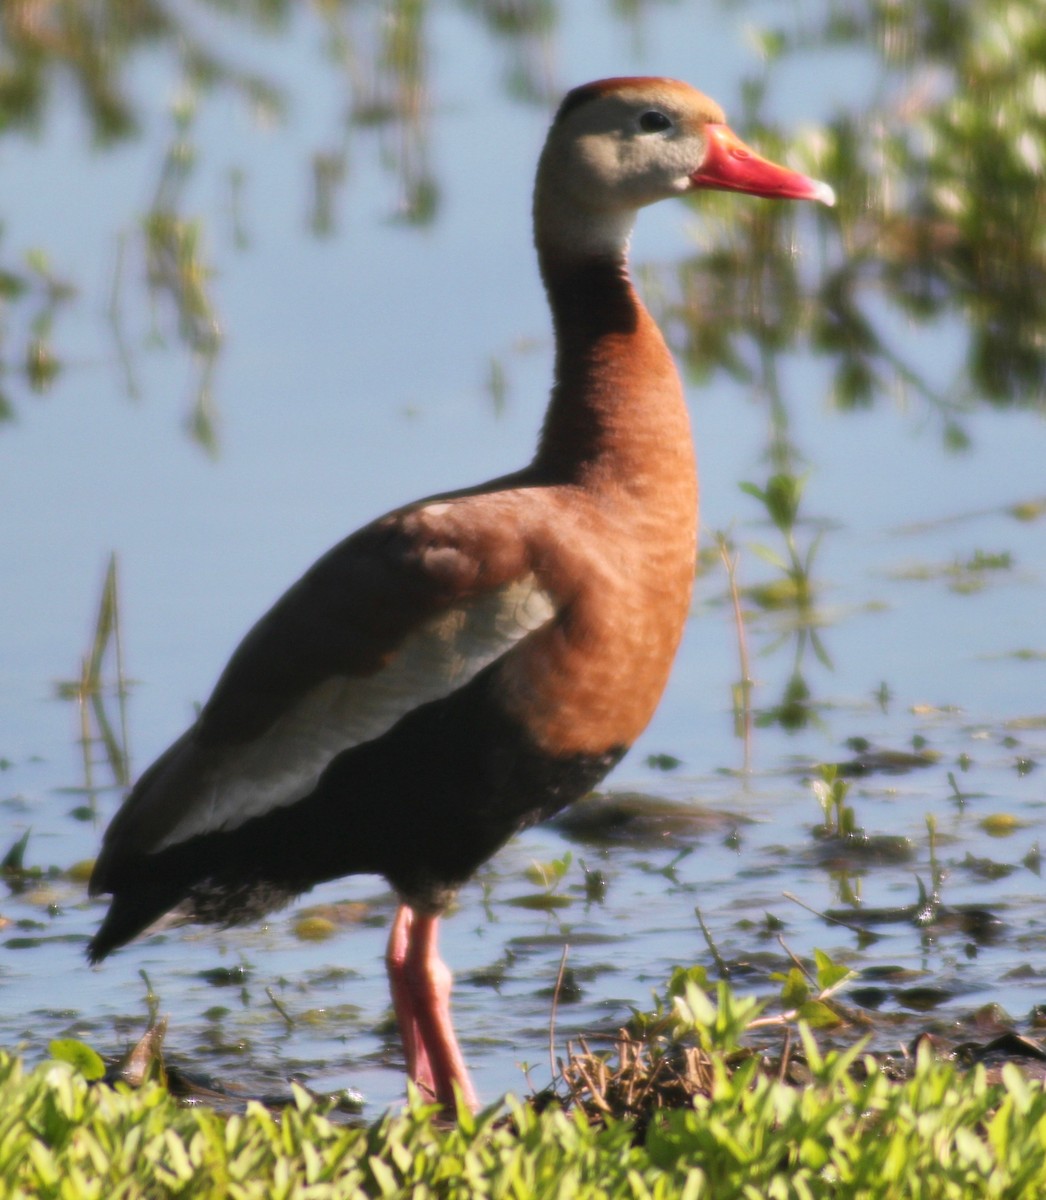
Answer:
[{"left": 638, "top": 110, "right": 672, "bottom": 134}]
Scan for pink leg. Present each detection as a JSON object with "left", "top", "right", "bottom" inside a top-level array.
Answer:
[
  {"left": 385, "top": 905, "right": 435, "bottom": 1097},
  {"left": 384, "top": 903, "right": 479, "bottom": 1112}
]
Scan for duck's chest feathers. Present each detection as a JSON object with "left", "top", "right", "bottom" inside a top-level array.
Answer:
[{"left": 503, "top": 491, "right": 697, "bottom": 757}]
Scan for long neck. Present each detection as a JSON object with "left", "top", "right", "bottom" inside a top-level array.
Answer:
[{"left": 532, "top": 246, "right": 695, "bottom": 508}]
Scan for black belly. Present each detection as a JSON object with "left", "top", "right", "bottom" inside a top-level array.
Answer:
[{"left": 88, "top": 664, "right": 625, "bottom": 961}]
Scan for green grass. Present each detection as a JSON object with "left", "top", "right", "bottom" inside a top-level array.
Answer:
[{"left": 6, "top": 995, "right": 1046, "bottom": 1199}]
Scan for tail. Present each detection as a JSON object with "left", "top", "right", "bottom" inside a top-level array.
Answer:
[
  {"left": 86, "top": 817, "right": 324, "bottom": 964},
  {"left": 87, "top": 874, "right": 193, "bottom": 964},
  {"left": 85, "top": 744, "right": 390, "bottom": 964}
]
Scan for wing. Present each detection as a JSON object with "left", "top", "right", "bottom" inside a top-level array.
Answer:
[{"left": 90, "top": 490, "right": 558, "bottom": 887}]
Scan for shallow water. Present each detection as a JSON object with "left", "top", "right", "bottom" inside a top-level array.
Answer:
[{"left": 0, "top": 2, "right": 1043, "bottom": 1114}]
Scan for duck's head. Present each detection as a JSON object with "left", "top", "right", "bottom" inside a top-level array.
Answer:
[{"left": 535, "top": 76, "right": 834, "bottom": 258}]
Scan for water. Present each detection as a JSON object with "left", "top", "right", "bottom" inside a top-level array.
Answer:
[{"left": 0, "top": 2, "right": 1044, "bottom": 1114}]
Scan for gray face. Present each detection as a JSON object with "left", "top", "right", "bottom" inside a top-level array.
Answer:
[{"left": 533, "top": 80, "right": 725, "bottom": 257}]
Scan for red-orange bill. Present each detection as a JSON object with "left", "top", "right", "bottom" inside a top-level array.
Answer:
[{"left": 691, "top": 123, "right": 835, "bottom": 206}]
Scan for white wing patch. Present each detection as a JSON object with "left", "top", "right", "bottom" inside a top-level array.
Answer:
[{"left": 156, "top": 576, "right": 556, "bottom": 849}]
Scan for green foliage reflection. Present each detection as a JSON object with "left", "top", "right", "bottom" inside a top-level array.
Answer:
[
  {"left": 1, "top": 0, "right": 1043, "bottom": 439},
  {"left": 671, "top": 0, "right": 1046, "bottom": 425}
]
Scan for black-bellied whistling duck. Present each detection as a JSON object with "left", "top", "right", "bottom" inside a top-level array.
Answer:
[{"left": 88, "top": 78, "right": 833, "bottom": 1112}]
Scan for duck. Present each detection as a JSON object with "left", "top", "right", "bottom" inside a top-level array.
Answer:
[{"left": 88, "top": 77, "right": 833, "bottom": 1112}]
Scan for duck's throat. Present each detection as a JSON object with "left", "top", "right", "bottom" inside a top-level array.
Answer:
[{"left": 533, "top": 254, "right": 692, "bottom": 494}]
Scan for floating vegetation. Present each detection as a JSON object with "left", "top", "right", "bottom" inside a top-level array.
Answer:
[
  {"left": 979, "top": 813, "right": 1027, "bottom": 837},
  {"left": 889, "top": 548, "right": 1018, "bottom": 594},
  {"left": 506, "top": 852, "right": 575, "bottom": 912},
  {"left": 197, "top": 965, "right": 252, "bottom": 988},
  {"left": 293, "top": 915, "right": 338, "bottom": 942},
  {"left": 829, "top": 739, "right": 940, "bottom": 778},
  {"left": 293, "top": 902, "right": 372, "bottom": 942},
  {"left": 553, "top": 793, "right": 739, "bottom": 849},
  {"left": 893, "top": 494, "right": 1046, "bottom": 535}
]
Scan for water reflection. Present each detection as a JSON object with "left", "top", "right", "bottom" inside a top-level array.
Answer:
[
  {"left": 333, "top": 1, "right": 438, "bottom": 226},
  {"left": 139, "top": 95, "right": 224, "bottom": 450},
  {"left": 53, "top": 555, "right": 133, "bottom": 807},
  {"left": 754, "top": 0, "right": 1046, "bottom": 415},
  {"left": 2, "top": 0, "right": 1042, "bottom": 434}
]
